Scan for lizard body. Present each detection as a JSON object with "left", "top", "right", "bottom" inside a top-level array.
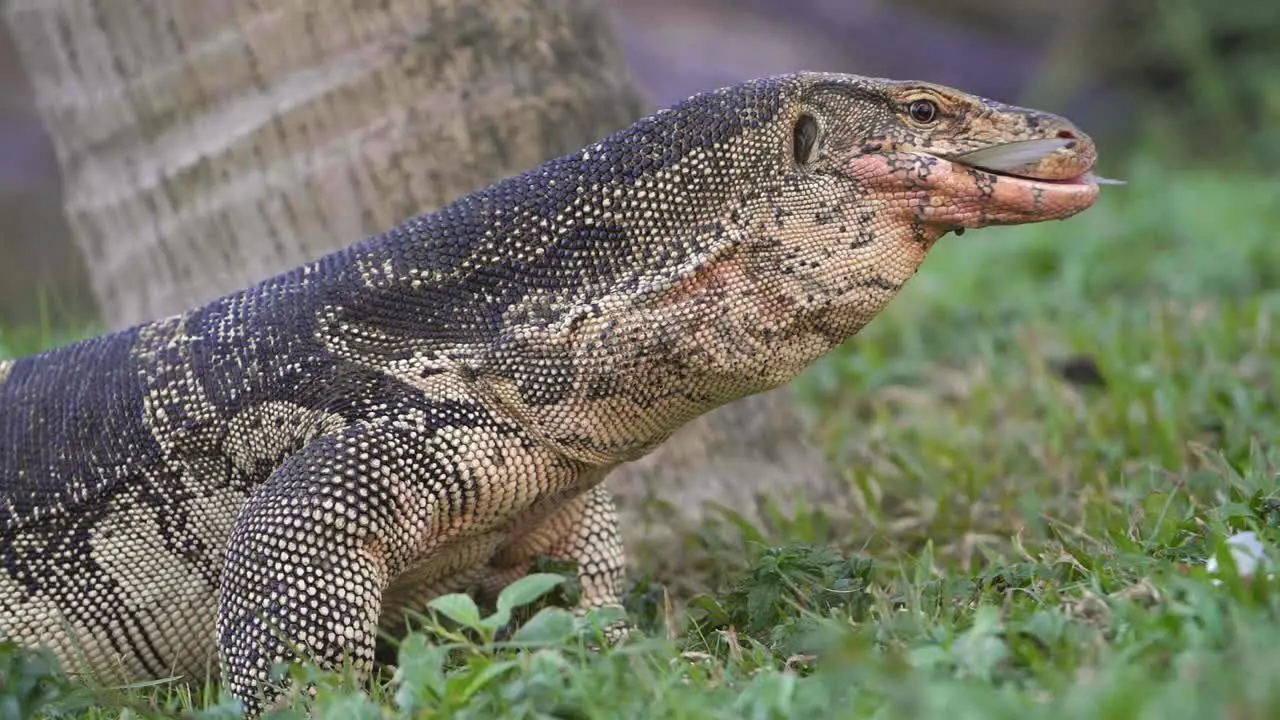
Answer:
[{"left": 1, "top": 72, "right": 1102, "bottom": 713}]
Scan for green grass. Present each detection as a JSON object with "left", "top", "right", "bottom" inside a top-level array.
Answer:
[{"left": 5, "top": 152, "right": 1280, "bottom": 719}]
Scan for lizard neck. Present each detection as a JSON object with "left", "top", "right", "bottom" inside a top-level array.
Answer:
[
  {"left": 300, "top": 177, "right": 939, "bottom": 468},
  {"left": 449, "top": 221, "right": 934, "bottom": 468}
]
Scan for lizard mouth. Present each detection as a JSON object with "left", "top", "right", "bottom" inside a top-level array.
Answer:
[{"left": 937, "top": 138, "right": 1124, "bottom": 188}]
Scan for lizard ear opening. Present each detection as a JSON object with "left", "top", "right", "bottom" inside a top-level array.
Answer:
[{"left": 793, "top": 113, "right": 820, "bottom": 166}]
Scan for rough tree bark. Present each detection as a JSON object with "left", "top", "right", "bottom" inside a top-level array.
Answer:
[
  {"left": 3, "top": 1, "right": 650, "bottom": 326},
  {"left": 3, "top": 0, "right": 838, "bottom": 575}
]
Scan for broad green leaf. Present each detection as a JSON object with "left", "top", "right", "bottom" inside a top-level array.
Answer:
[
  {"left": 312, "top": 690, "right": 385, "bottom": 720},
  {"left": 498, "top": 573, "right": 567, "bottom": 613},
  {"left": 460, "top": 659, "right": 518, "bottom": 703},
  {"left": 578, "top": 606, "right": 628, "bottom": 634},
  {"left": 951, "top": 605, "right": 1009, "bottom": 681},
  {"left": 427, "top": 593, "right": 482, "bottom": 630},
  {"left": 511, "top": 607, "right": 577, "bottom": 644},
  {"left": 392, "top": 633, "right": 449, "bottom": 713},
  {"left": 482, "top": 573, "right": 567, "bottom": 631}
]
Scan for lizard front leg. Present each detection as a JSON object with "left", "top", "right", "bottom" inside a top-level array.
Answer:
[
  {"left": 217, "top": 425, "right": 395, "bottom": 715},
  {"left": 215, "top": 400, "right": 582, "bottom": 715},
  {"left": 481, "top": 483, "right": 630, "bottom": 636}
]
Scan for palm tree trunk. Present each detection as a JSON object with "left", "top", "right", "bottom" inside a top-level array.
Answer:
[{"left": 3, "top": 0, "right": 645, "bottom": 327}]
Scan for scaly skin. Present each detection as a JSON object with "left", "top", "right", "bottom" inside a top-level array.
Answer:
[{"left": 0, "top": 72, "right": 1102, "bottom": 714}]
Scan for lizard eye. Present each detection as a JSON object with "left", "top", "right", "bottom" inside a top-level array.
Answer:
[
  {"left": 908, "top": 99, "right": 939, "bottom": 125},
  {"left": 793, "top": 113, "right": 820, "bottom": 166}
]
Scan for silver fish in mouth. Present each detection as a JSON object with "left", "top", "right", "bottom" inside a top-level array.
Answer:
[{"left": 942, "top": 138, "right": 1126, "bottom": 186}]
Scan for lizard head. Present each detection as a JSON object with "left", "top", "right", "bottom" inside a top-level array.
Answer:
[
  {"left": 586, "top": 72, "right": 1111, "bottom": 404},
  {"left": 786, "top": 73, "right": 1103, "bottom": 234}
]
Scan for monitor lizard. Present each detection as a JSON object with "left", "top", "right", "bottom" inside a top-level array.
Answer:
[{"left": 0, "top": 71, "right": 1108, "bottom": 714}]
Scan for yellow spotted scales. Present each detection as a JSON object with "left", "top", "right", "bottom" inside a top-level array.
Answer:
[{"left": 1, "top": 72, "right": 1104, "bottom": 714}]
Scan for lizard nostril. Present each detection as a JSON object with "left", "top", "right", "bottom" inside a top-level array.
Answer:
[{"left": 1056, "top": 129, "right": 1078, "bottom": 148}]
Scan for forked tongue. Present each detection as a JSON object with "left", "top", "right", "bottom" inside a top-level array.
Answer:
[{"left": 943, "top": 138, "right": 1126, "bottom": 185}]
